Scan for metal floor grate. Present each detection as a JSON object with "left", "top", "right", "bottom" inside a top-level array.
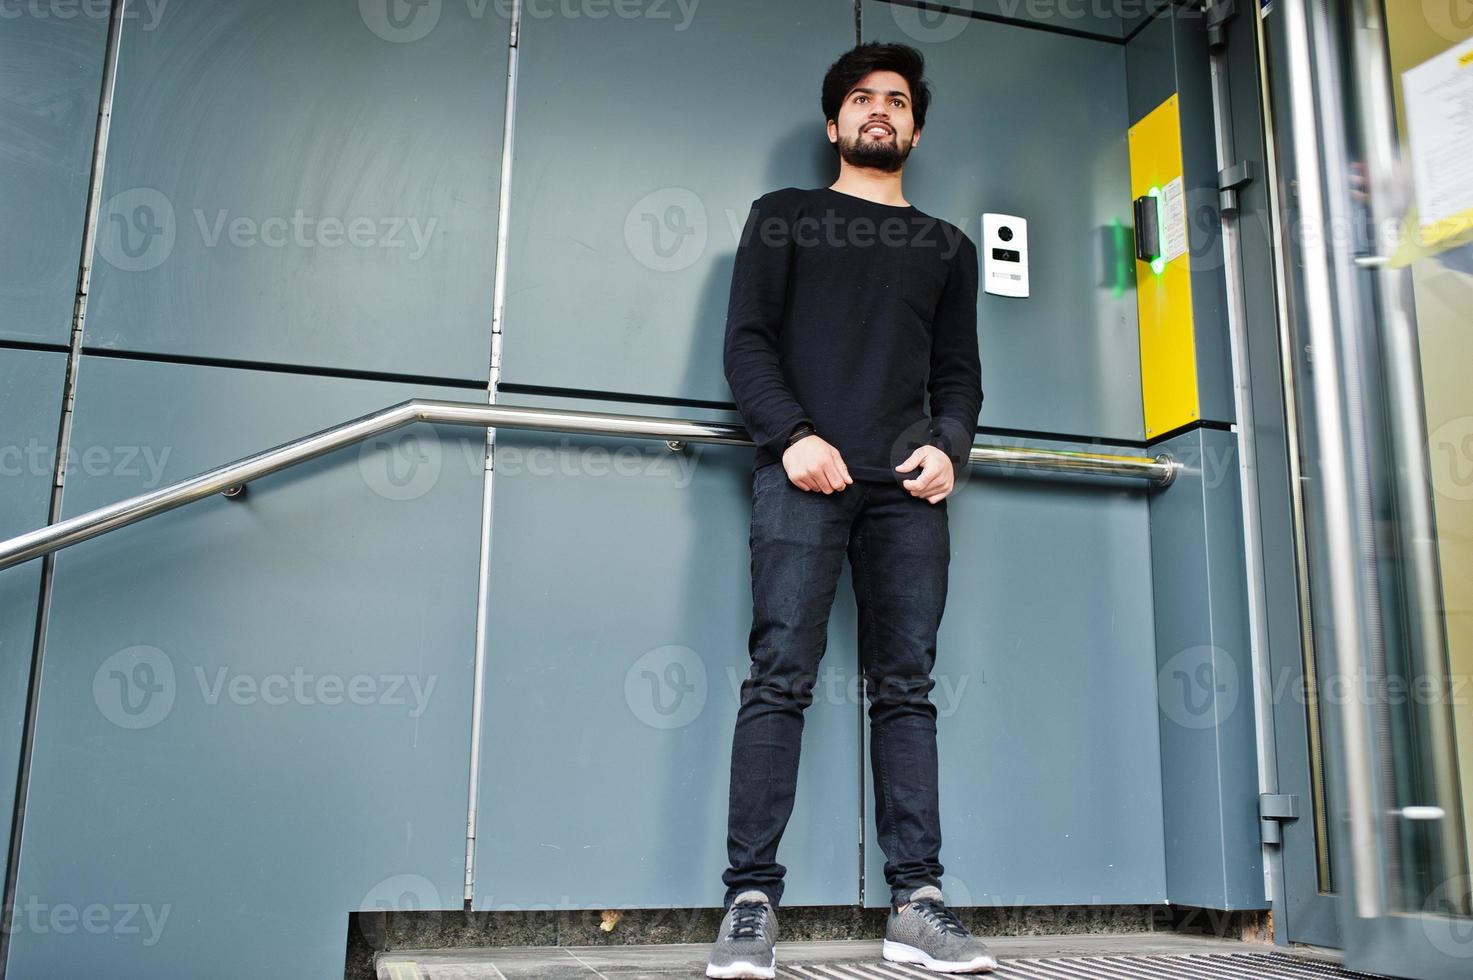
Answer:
[
  {"left": 770, "top": 952, "right": 1390, "bottom": 979},
  {"left": 376, "top": 944, "right": 1394, "bottom": 980}
]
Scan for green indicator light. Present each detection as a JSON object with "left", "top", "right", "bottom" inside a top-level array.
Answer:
[{"left": 1147, "top": 185, "right": 1165, "bottom": 276}]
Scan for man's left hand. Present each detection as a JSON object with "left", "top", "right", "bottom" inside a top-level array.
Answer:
[{"left": 895, "top": 445, "right": 954, "bottom": 504}]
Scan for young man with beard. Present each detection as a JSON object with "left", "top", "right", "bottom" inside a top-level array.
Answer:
[{"left": 706, "top": 42, "right": 995, "bottom": 978}]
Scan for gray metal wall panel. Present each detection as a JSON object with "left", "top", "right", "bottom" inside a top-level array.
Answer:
[
  {"left": 0, "top": 12, "right": 107, "bottom": 344},
  {"left": 1125, "top": 10, "right": 1175, "bottom": 126},
  {"left": 497, "top": 0, "right": 854, "bottom": 405},
  {"left": 1148, "top": 428, "right": 1266, "bottom": 909},
  {"left": 1120, "top": 0, "right": 1170, "bottom": 41},
  {"left": 864, "top": 1, "right": 1144, "bottom": 444},
  {"left": 8, "top": 358, "right": 484, "bottom": 979},
  {"left": 862, "top": 437, "right": 1167, "bottom": 906},
  {"left": 474, "top": 393, "right": 861, "bottom": 908},
  {"left": 868, "top": 0, "right": 1124, "bottom": 39},
  {"left": 0, "top": 350, "right": 66, "bottom": 881},
  {"left": 82, "top": 0, "right": 508, "bottom": 381}
]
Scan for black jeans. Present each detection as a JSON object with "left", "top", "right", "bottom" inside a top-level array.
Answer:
[{"left": 722, "top": 461, "right": 949, "bottom": 912}]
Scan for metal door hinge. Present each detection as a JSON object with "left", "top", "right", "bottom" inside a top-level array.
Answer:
[
  {"left": 1219, "top": 160, "right": 1256, "bottom": 215},
  {"left": 1205, "top": 0, "right": 1239, "bottom": 50},
  {"left": 1259, "top": 792, "right": 1300, "bottom": 845}
]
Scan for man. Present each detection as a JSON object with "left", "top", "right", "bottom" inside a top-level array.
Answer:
[{"left": 706, "top": 42, "right": 996, "bottom": 979}]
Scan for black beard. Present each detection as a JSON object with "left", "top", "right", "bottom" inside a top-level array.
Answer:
[{"left": 836, "top": 129, "right": 910, "bottom": 173}]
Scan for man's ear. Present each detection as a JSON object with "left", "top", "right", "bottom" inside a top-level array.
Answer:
[{"left": 826, "top": 118, "right": 838, "bottom": 144}]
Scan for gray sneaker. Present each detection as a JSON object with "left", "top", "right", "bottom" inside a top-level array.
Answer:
[
  {"left": 706, "top": 889, "right": 778, "bottom": 979},
  {"left": 883, "top": 885, "right": 998, "bottom": 973}
]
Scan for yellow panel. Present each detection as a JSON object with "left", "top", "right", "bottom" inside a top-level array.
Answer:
[{"left": 1128, "top": 94, "right": 1199, "bottom": 437}]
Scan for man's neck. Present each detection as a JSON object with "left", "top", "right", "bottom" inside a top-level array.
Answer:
[{"left": 829, "top": 166, "right": 908, "bottom": 208}]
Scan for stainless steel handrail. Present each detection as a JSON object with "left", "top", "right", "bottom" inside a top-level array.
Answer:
[{"left": 0, "top": 399, "right": 1181, "bottom": 572}]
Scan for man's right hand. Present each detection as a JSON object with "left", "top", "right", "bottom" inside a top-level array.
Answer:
[{"left": 782, "top": 435, "right": 853, "bottom": 493}]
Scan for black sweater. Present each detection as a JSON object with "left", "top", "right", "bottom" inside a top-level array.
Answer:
[{"left": 723, "top": 186, "right": 983, "bottom": 485}]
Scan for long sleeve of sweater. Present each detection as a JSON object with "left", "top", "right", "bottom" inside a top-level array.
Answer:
[
  {"left": 924, "top": 233, "right": 984, "bottom": 471},
  {"left": 722, "top": 193, "right": 814, "bottom": 460}
]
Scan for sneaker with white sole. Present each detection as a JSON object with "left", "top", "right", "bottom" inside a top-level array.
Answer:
[
  {"left": 706, "top": 889, "right": 778, "bottom": 979},
  {"left": 883, "top": 884, "right": 998, "bottom": 973}
]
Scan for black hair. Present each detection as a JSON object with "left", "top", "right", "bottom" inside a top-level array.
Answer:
[{"left": 820, "top": 41, "right": 932, "bottom": 142}]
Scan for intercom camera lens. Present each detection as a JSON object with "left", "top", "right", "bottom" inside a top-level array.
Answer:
[{"left": 998, "top": 226, "right": 1014, "bottom": 242}]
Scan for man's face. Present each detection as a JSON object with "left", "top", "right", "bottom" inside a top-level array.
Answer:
[{"left": 827, "top": 69, "right": 919, "bottom": 173}]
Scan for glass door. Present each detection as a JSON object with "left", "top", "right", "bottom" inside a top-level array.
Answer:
[{"left": 1259, "top": 0, "right": 1473, "bottom": 975}]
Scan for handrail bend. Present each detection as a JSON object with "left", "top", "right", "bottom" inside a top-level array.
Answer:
[{"left": 0, "top": 399, "right": 1180, "bottom": 571}]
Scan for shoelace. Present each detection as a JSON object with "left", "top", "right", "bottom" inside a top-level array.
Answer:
[
  {"left": 912, "top": 898, "right": 969, "bottom": 937},
  {"left": 727, "top": 900, "right": 768, "bottom": 940}
]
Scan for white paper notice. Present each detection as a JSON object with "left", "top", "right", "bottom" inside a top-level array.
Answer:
[
  {"left": 1161, "top": 176, "right": 1188, "bottom": 262},
  {"left": 1403, "top": 40, "right": 1473, "bottom": 245}
]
